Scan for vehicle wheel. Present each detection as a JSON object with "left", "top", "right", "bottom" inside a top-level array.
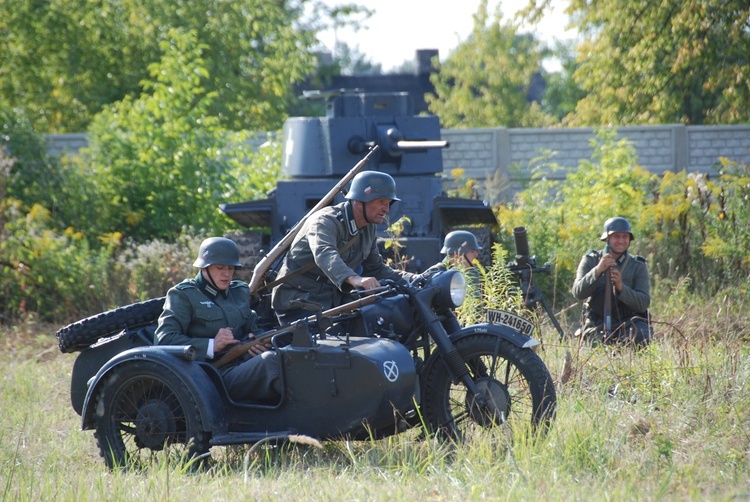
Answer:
[
  {"left": 56, "top": 297, "right": 165, "bottom": 353},
  {"left": 93, "top": 360, "right": 208, "bottom": 470},
  {"left": 421, "top": 334, "right": 556, "bottom": 440}
]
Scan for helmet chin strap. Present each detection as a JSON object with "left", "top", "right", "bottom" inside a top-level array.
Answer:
[
  {"left": 361, "top": 200, "right": 372, "bottom": 225},
  {"left": 204, "top": 267, "right": 221, "bottom": 291}
]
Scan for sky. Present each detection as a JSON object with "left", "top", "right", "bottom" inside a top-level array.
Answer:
[{"left": 315, "top": 0, "right": 577, "bottom": 73}]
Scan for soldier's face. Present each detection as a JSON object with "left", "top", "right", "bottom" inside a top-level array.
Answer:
[
  {"left": 608, "top": 232, "right": 631, "bottom": 255},
  {"left": 365, "top": 197, "right": 391, "bottom": 224},
  {"left": 204, "top": 264, "right": 235, "bottom": 290}
]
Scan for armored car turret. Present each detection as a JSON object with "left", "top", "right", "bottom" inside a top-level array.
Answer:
[{"left": 220, "top": 90, "right": 496, "bottom": 272}]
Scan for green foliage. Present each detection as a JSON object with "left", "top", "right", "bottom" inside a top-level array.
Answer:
[
  {"left": 0, "top": 187, "right": 204, "bottom": 322},
  {"left": 230, "top": 135, "right": 283, "bottom": 206},
  {"left": 0, "top": 0, "right": 318, "bottom": 133},
  {"left": 495, "top": 130, "right": 750, "bottom": 308},
  {"left": 497, "top": 130, "right": 657, "bottom": 283},
  {"left": 0, "top": 29, "right": 286, "bottom": 323},
  {"left": 0, "top": 198, "right": 116, "bottom": 322},
  {"left": 453, "top": 244, "right": 524, "bottom": 327},
  {"left": 561, "top": 0, "right": 750, "bottom": 125},
  {"left": 109, "top": 233, "right": 205, "bottom": 303},
  {"left": 643, "top": 160, "right": 750, "bottom": 288},
  {"left": 0, "top": 108, "right": 66, "bottom": 215},
  {"left": 540, "top": 40, "right": 586, "bottom": 122},
  {"left": 426, "top": 0, "right": 555, "bottom": 128},
  {"left": 75, "top": 28, "right": 265, "bottom": 241}
]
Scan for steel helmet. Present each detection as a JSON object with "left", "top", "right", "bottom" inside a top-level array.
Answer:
[
  {"left": 441, "top": 230, "right": 480, "bottom": 255},
  {"left": 193, "top": 237, "right": 242, "bottom": 268},
  {"left": 345, "top": 171, "right": 400, "bottom": 202},
  {"left": 600, "top": 217, "right": 634, "bottom": 241}
]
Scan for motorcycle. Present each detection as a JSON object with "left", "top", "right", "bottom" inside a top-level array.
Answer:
[{"left": 57, "top": 262, "right": 556, "bottom": 469}]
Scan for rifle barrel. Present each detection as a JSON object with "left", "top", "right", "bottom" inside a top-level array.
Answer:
[{"left": 212, "top": 288, "right": 388, "bottom": 369}]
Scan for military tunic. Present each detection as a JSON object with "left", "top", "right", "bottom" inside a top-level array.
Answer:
[
  {"left": 156, "top": 272, "right": 280, "bottom": 402},
  {"left": 572, "top": 249, "right": 651, "bottom": 344},
  {"left": 272, "top": 200, "right": 411, "bottom": 315}
]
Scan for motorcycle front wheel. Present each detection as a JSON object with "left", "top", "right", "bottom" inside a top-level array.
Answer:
[
  {"left": 421, "top": 333, "right": 556, "bottom": 440},
  {"left": 93, "top": 360, "right": 209, "bottom": 470}
]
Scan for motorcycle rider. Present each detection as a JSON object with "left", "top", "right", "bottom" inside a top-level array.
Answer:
[
  {"left": 272, "top": 170, "right": 414, "bottom": 324},
  {"left": 156, "top": 237, "right": 282, "bottom": 402},
  {"left": 572, "top": 217, "right": 652, "bottom": 346}
]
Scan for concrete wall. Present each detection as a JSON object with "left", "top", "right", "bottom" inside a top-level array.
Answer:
[
  {"left": 45, "top": 125, "right": 750, "bottom": 195},
  {"left": 441, "top": 124, "right": 750, "bottom": 193}
]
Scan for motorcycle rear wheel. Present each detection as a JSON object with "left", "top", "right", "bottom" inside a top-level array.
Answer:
[
  {"left": 421, "top": 333, "right": 556, "bottom": 440},
  {"left": 93, "top": 360, "right": 208, "bottom": 470}
]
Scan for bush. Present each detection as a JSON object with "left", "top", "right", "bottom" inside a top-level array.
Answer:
[
  {"left": 0, "top": 195, "right": 206, "bottom": 323},
  {"left": 494, "top": 130, "right": 749, "bottom": 324},
  {"left": 73, "top": 28, "right": 271, "bottom": 242}
]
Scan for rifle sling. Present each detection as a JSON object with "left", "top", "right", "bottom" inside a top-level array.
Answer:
[
  {"left": 603, "top": 268, "right": 612, "bottom": 335},
  {"left": 258, "top": 234, "right": 361, "bottom": 293}
]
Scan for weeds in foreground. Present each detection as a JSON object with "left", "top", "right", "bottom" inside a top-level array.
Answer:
[{"left": 1, "top": 285, "right": 748, "bottom": 499}]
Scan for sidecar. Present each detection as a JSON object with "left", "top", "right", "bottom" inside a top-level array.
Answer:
[{"left": 67, "top": 321, "right": 417, "bottom": 468}]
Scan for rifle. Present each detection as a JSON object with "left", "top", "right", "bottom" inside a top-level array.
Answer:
[
  {"left": 212, "top": 287, "right": 389, "bottom": 369},
  {"left": 247, "top": 146, "right": 380, "bottom": 295},
  {"left": 603, "top": 243, "right": 612, "bottom": 339}
]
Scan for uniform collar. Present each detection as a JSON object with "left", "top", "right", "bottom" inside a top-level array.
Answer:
[
  {"left": 614, "top": 251, "right": 629, "bottom": 265},
  {"left": 343, "top": 201, "right": 360, "bottom": 236},
  {"left": 195, "top": 271, "right": 225, "bottom": 299}
]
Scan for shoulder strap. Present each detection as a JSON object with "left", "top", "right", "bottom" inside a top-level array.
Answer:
[
  {"left": 258, "top": 233, "right": 361, "bottom": 293},
  {"left": 618, "top": 253, "right": 631, "bottom": 279}
]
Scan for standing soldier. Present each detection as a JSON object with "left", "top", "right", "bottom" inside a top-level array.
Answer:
[{"left": 572, "top": 217, "right": 653, "bottom": 346}]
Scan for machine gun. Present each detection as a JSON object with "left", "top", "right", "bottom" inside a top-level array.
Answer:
[{"left": 506, "top": 227, "right": 565, "bottom": 339}]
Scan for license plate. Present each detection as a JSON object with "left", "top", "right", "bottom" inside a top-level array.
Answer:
[{"left": 486, "top": 309, "right": 535, "bottom": 336}]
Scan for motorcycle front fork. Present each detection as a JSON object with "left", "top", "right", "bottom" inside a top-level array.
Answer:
[{"left": 415, "top": 299, "right": 487, "bottom": 406}]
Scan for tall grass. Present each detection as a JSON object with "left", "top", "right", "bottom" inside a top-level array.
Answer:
[{"left": 2, "top": 282, "right": 748, "bottom": 500}]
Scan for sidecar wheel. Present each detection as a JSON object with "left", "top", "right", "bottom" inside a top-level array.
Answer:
[
  {"left": 93, "top": 360, "right": 208, "bottom": 470},
  {"left": 421, "top": 334, "right": 556, "bottom": 440},
  {"left": 56, "top": 297, "right": 165, "bottom": 353}
]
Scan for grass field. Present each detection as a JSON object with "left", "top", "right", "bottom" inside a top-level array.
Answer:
[{"left": 1, "top": 290, "right": 748, "bottom": 501}]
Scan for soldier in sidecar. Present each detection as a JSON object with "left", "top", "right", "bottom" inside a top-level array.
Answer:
[{"left": 154, "top": 236, "right": 282, "bottom": 404}]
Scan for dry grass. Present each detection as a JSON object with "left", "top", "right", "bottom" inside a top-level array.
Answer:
[{"left": 1, "top": 287, "right": 748, "bottom": 500}]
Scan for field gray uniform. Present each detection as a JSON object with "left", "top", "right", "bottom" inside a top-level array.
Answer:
[
  {"left": 272, "top": 200, "right": 410, "bottom": 321},
  {"left": 156, "top": 272, "right": 281, "bottom": 402},
  {"left": 572, "top": 250, "right": 652, "bottom": 344}
]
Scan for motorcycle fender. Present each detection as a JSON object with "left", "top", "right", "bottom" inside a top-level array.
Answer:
[
  {"left": 80, "top": 346, "right": 225, "bottom": 432},
  {"left": 452, "top": 323, "right": 539, "bottom": 349}
]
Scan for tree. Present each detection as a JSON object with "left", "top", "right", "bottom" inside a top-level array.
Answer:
[
  {"left": 0, "top": 0, "right": 319, "bottom": 133},
  {"left": 426, "top": 0, "right": 554, "bottom": 128},
  {"left": 558, "top": 0, "right": 750, "bottom": 125},
  {"left": 540, "top": 40, "right": 586, "bottom": 122},
  {"left": 76, "top": 29, "right": 269, "bottom": 241}
]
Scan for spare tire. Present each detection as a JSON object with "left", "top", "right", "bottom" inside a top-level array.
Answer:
[{"left": 56, "top": 297, "right": 165, "bottom": 353}]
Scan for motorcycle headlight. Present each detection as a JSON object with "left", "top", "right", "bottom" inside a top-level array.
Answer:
[{"left": 433, "top": 270, "right": 466, "bottom": 309}]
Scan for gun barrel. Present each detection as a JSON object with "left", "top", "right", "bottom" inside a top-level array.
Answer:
[
  {"left": 395, "top": 140, "right": 448, "bottom": 150},
  {"left": 513, "top": 226, "right": 531, "bottom": 261}
]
